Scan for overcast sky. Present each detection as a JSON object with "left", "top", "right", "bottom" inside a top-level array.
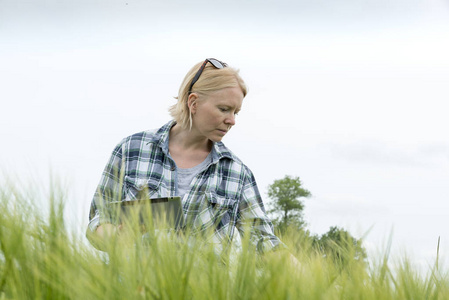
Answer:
[{"left": 1, "top": 0, "right": 449, "bottom": 272}]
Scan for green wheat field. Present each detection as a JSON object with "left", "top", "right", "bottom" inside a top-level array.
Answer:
[{"left": 1, "top": 180, "right": 448, "bottom": 300}]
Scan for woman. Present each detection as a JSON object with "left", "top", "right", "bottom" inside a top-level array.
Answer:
[{"left": 87, "top": 58, "right": 285, "bottom": 254}]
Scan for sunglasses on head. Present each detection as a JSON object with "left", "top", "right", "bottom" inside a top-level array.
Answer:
[{"left": 188, "top": 58, "right": 228, "bottom": 94}]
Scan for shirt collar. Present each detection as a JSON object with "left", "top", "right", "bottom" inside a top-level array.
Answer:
[{"left": 147, "top": 120, "right": 236, "bottom": 163}]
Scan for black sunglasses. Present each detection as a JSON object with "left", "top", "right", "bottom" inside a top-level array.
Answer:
[{"left": 188, "top": 58, "right": 228, "bottom": 94}]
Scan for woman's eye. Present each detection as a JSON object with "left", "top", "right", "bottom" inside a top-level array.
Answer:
[{"left": 219, "top": 107, "right": 228, "bottom": 112}]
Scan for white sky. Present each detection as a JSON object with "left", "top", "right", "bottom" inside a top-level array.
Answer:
[{"left": 1, "top": 0, "right": 449, "bottom": 272}]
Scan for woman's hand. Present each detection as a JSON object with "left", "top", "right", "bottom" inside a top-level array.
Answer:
[
  {"left": 95, "top": 223, "right": 119, "bottom": 239},
  {"left": 89, "top": 223, "right": 127, "bottom": 251}
]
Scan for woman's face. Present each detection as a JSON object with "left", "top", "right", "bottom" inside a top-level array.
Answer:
[{"left": 190, "top": 86, "right": 244, "bottom": 142}]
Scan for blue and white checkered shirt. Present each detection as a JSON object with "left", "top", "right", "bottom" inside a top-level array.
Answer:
[{"left": 87, "top": 120, "right": 284, "bottom": 253}]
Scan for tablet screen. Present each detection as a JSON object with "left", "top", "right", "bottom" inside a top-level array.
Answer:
[{"left": 108, "top": 197, "right": 185, "bottom": 230}]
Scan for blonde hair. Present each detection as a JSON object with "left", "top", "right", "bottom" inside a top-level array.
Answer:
[{"left": 169, "top": 60, "right": 248, "bottom": 130}]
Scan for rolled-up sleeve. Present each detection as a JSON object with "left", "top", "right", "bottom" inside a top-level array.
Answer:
[
  {"left": 237, "top": 167, "right": 286, "bottom": 253},
  {"left": 87, "top": 140, "right": 126, "bottom": 236}
]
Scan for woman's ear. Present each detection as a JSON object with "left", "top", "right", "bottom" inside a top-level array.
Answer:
[{"left": 187, "top": 93, "right": 198, "bottom": 114}]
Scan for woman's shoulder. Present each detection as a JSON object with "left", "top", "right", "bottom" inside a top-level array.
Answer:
[
  {"left": 116, "top": 121, "right": 174, "bottom": 149},
  {"left": 214, "top": 141, "right": 242, "bottom": 164},
  {"left": 113, "top": 129, "right": 157, "bottom": 151},
  {"left": 213, "top": 142, "right": 254, "bottom": 176}
]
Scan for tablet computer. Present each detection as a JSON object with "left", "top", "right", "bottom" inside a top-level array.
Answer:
[{"left": 108, "top": 196, "right": 185, "bottom": 230}]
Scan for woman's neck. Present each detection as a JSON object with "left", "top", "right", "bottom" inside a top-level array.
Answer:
[
  {"left": 169, "top": 124, "right": 212, "bottom": 152},
  {"left": 168, "top": 124, "right": 212, "bottom": 168}
]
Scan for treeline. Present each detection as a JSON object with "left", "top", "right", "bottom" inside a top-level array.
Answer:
[{"left": 267, "top": 175, "right": 366, "bottom": 267}]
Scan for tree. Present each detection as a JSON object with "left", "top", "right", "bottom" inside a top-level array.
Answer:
[
  {"left": 312, "top": 226, "right": 367, "bottom": 267},
  {"left": 267, "top": 175, "right": 311, "bottom": 233}
]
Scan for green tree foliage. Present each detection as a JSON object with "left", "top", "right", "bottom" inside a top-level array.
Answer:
[
  {"left": 266, "top": 175, "right": 366, "bottom": 269},
  {"left": 312, "top": 226, "right": 367, "bottom": 268},
  {"left": 267, "top": 175, "right": 311, "bottom": 233}
]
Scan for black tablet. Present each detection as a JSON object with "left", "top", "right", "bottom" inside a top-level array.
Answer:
[{"left": 108, "top": 196, "right": 185, "bottom": 230}]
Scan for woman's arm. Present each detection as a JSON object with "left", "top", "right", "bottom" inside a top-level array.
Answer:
[
  {"left": 236, "top": 167, "right": 287, "bottom": 253},
  {"left": 87, "top": 140, "right": 126, "bottom": 249}
]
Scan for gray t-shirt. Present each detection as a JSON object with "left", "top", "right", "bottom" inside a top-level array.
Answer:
[{"left": 176, "top": 151, "right": 212, "bottom": 199}]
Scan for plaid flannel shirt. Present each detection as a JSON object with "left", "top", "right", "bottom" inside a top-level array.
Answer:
[{"left": 87, "top": 121, "right": 284, "bottom": 253}]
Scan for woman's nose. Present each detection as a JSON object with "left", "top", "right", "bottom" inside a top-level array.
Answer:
[{"left": 225, "top": 114, "right": 236, "bottom": 126}]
